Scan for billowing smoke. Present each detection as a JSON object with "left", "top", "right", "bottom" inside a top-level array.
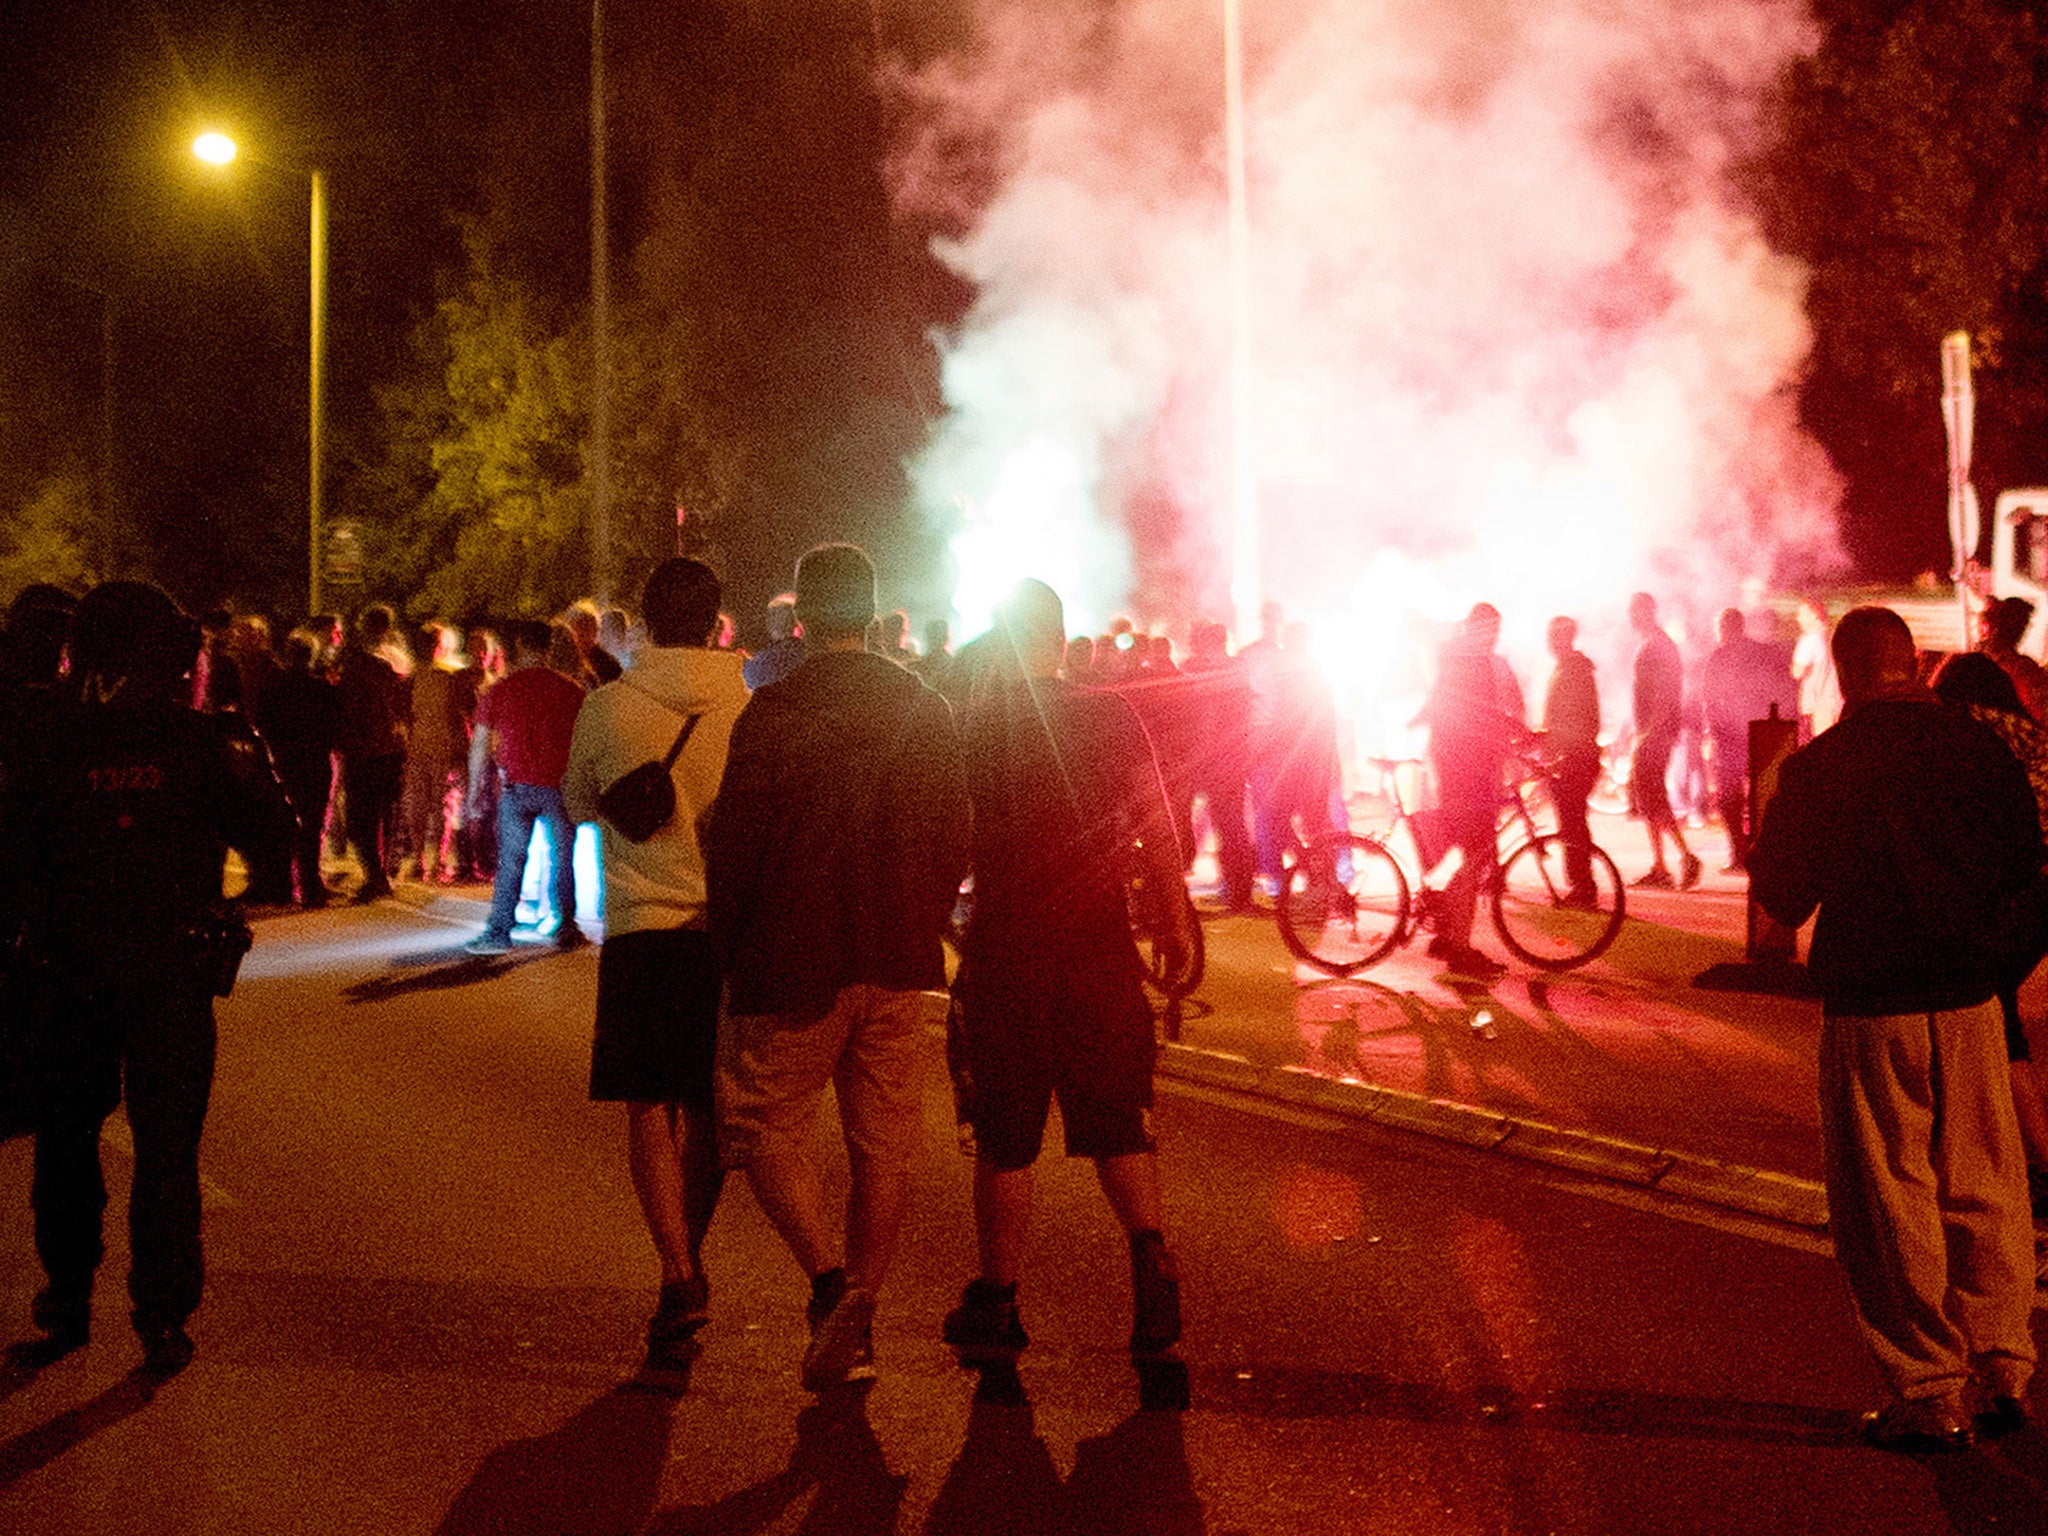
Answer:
[{"left": 885, "top": 0, "right": 1841, "bottom": 731}]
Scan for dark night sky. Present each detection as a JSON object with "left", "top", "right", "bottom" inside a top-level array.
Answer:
[
  {"left": 0, "top": 0, "right": 965, "bottom": 628},
  {"left": 0, "top": 0, "right": 2025, "bottom": 628}
]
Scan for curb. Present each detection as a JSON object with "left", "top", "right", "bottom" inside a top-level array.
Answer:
[{"left": 1157, "top": 1041, "right": 1830, "bottom": 1230}]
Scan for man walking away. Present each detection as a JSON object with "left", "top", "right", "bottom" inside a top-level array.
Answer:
[
  {"left": 334, "top": 603, "right": 408, "bottom": 902},
  {"left": 12, "top": 582, "right": 291, "bottom": 1376},
  {"left": 1421, "top": 603, "right": 1523, "bottom": 981},
  {"left": 464, "top": 621, "right": 588, "bottom": 955},
  {"left": 1701, "top": 607, "right": 1797, "bottom": 872},
  {"left": 1751, "top": 606, "right": 2040, "bottom": 1450},
  {"left": 563, "top": 559, "right": 749, "bottom": 1374},
  {"left": 704, "top": 543, "right": 969, "bottom": 1391},
  {"left": 1627, "top": 592, "right": 1700, "bottom": 890},
  {"left": 942, "top": 579, "right": 1197, "bottom": 1379},
  {"left": 1538, "top": 616, "right": 1600, "bottom": 905}
]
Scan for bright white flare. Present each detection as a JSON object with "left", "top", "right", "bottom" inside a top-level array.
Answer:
[
  {"left": 192, "top": 132, "right": 238, "bottom": 166},
  {"left": 885, "top": 0, "right": 1844, "bottom": 708}
]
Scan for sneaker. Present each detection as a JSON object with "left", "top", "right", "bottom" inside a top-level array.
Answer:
[
  {"left": 462, "top": 934, "right": 513, "bottom": 957},
  {"left": 1631, "top": 868, "right": 1675, "bottom": 890},
  {"left": 1679, "top": 853, "right": 1703, "bottom": 891},
  {"left": 554, "top": 923, "right": 590, "bottom": 951},
  {"left": 646, "top": 1274, "right": 709, "bottom": 1372},
  {"left": 942, "top": 1280, "right": 1029, "bottom": 1364},
  {"left": 1975, "top": 1392, "right": 2030, "bottom": 1440},
  {"left": 801, "top": 1285, "right": 877, "bottom": 1391},
  {"left": 1130, "top": 1232, "right": 1183, "bottom": 1359},
  {"left": 135, "top": 1315, "right": 195, "bottom": 1379},
  {"left": 1859, "top": 1395, "right": 1972, "bottom": 1452},
  {"left": 8, "top": 1287, "right": 90, "bottom": 1366}
]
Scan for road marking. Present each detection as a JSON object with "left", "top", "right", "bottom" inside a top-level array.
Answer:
[
  {"left": 101, "top": 1116, "right": 239, "bottom": 1210},
  {"left": 1158, "top": 1076, "right": 1831, "bottom": 1257}
]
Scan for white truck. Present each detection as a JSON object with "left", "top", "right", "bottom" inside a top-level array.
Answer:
[{"left": 1873, "top": 488, "right": 2048, "bottom": 657}]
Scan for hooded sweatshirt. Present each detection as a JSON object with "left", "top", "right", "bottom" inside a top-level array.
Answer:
[{"left": 561, "top": 645, "right": 750, "bottom": 936}]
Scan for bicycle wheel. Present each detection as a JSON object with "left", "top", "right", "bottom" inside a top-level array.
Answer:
[
  {"left": 1490, "top": 836, "right": 1625, "bottom": 970},
  {"left": 1276, "top": 832, "right": 1409, "bottom": 977}
]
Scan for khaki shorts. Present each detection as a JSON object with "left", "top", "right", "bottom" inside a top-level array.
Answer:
[{"left": 717, "top": 984, "right": 933, "bottom": 1175}]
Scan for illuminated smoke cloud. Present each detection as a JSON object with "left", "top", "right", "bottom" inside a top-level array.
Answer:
[{"left": 885, "top": 0, "right": 1843, "bottom": 665}]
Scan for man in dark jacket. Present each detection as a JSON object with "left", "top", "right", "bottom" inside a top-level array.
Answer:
[
  {"left": 11, "top": 582, "right": 291, "bottom": 1376},
  {"left": 704, "top": 543, "right": 969, "bottom": 1391},
  {"left": 1751, "top": 605, "right": 2040, "bottom": 1450},
  {"left": 333, "top": 604, "right": 408, "bottom": 901}
]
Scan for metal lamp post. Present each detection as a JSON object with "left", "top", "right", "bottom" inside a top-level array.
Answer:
[{"left": 192, "top": 132, "right": 328, "bottom": 618}]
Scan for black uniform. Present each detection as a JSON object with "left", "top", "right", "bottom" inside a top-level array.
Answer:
[{"left": 18, "top": 691, "right": 290, "bottom": 1333}]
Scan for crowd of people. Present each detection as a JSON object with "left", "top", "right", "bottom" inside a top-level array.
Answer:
[{"left": 4, "top": 555, "right": 2047, "bottom": 1455}]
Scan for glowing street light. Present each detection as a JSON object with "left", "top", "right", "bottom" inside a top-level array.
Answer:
[{"left": 191, "top": 129, "right": 328, "bottom": 617}]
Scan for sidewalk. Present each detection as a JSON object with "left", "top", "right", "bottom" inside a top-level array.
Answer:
[{"left": 1160, "top": 813, "right": 1842, "bottom": 1228}]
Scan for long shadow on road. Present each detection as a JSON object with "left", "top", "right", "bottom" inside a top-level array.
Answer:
[
  {"left": 340, "top": 949, "right": 553, "bottom": 1005},
  {"left": 645, "top": 1384, "right": 907, "bottom": 1536},
  {"left": 0, "top": 1371, "right": 159, "bottom": 1491},
  {"left": 434, "top": 1384, "right": 675, "bottom": 1536}
]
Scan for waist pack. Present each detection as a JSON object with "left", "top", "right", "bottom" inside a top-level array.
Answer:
[{"left": 596, "top": 712, "right": 701, "bottom": 843}]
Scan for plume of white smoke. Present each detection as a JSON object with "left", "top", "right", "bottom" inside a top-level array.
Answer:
[{"left": 886, "top": 0, "right": 1841, "bottom": 717}]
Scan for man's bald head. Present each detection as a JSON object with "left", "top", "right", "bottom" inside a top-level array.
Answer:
[
  {"left": 1832, "top": 606, "right": 1919, "bottom": 708},
  {"left": 996, "top": 578, "right": 1066, "bottom": 678}
]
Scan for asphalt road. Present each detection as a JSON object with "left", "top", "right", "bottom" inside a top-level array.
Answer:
[{"left": 0, "top": 903, "right": 2043, "bottom": 1535}]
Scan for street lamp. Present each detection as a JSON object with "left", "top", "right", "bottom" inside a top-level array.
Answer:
[{"left": 191, "top": 130, "right": 328, "bottom": 618}]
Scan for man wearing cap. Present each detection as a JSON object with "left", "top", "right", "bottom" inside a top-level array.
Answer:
[{"left": 704, "top": 542, "right": 969, "bottom": 1390}]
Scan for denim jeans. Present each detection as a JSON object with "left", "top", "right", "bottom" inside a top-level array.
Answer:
[{"left": 485, "top": 781, "right": 576, "bottom": 942}]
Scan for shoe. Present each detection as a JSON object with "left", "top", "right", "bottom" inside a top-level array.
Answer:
[
  {"left": 942, "top": 1280, "right": 1029, "bottom": 1364},
  {"left": 554, "top": 923, "right": 590, "bottom": 951},
  {"left": 135, "top": 1315, "right": 194, "bottom": 1379},
  {"left": 1130, "top": 1232, "right": 1182, "bottom": 1358},
  {"left": 1560, "top": 887, "right": 1601, "bottom": 912},
  {"left": 1631, "top": 869, "right": 1675, "bottom": 890},
  {"left": 1679, "top": 854, "right": 1703, "bottom": 891},
  {"left": 1859, "top": 1395, "right": 1972, "bottom": 1452},
  {"left": 462, "top": 934, "right": 513, "bottom": 957},
  {"left": 1975, "top": 1392, "right": 2030, "bottom": 1440},
  {"left": 8, "top": 1287, "right": 90, "bottom": 1366},
  {"left": 646, "top": 1274, "right": 709, "bottom": 1372},
  {"left": 352, "top": 883, "right": 393, "bottom": 905},
  {"left": 801, "top": 1284, "right": 877, "bottom": 1391}
]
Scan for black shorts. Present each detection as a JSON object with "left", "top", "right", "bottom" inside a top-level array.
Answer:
[
  {"left": 589, "top": 927, "right": 722, "bottom": 1107},
  {"left": 952, "top": 964, "right": 1157, "bottom": 1172},
  {"left": 1630, "top": 729, "right": 1678, "bottom": 823}
]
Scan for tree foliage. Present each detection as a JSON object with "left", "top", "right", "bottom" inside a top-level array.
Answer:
[{"left": 1759, "top": 0, "right": 2048, "bottom": 574}]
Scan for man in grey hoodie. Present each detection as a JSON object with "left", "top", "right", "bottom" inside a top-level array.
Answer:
[{"left": 563, "top": 559, "right": 750, "bottom": 1374}]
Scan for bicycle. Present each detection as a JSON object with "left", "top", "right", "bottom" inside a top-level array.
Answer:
[{"left": 1274, "top": 757, "right": 1625, "bottom": 977}]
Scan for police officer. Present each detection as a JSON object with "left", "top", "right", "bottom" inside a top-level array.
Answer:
[{"left": 11, "top": 581, "right": 291, "bottom": 1376}]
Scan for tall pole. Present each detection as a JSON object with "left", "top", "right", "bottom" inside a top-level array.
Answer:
[
  {"left": 589, "top": 0, "right": 613, "bottom": 602},
  {"left": 1223, "top": 0, "right": 1259, "bottom": 644},
  {"left": 309, "top": 167, "right": 328, "bottom": 619}
]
